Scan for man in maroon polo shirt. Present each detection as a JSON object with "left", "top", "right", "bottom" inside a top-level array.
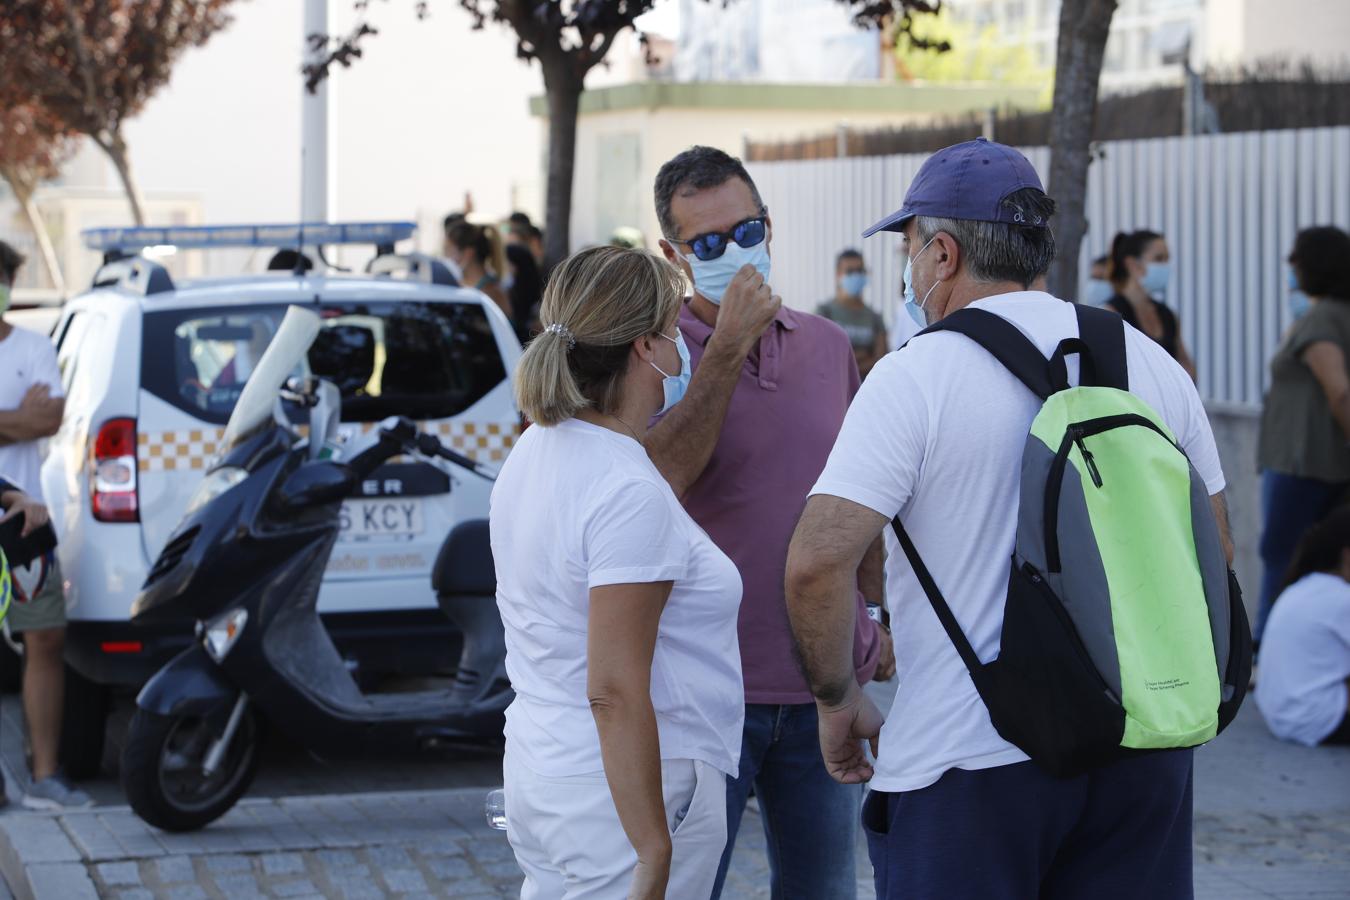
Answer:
[{"left": 646, "top": 146, "right": 894, "bottom": 899}]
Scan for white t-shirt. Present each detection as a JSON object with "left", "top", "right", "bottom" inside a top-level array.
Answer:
[
  {"left": 490, "top": 418, "right": 744, "bottom": 778},
  {"left": 811, "top": 291, "right": 1225, "bottom": 793},
  {"left": 0, "top": 325, "right": 63, "bottom": 496},
  {"left": 1255, "top": 572, "right": 1350, "bottom": 746}
]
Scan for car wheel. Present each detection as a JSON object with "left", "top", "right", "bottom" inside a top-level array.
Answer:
[
  {"left": 121, "top": 706, "right": 260, "bottom": 832},
  {"left": 60, "top": 665, "right": 110, "bottom": 780}
]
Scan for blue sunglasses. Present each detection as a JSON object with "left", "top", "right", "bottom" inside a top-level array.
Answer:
[{"left": 671, "top": 213, "right": 768, "bottom": 262}]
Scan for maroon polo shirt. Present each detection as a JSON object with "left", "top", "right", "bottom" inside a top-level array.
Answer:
[{"left": 672, "top": 301, "right": 882, "bottom": 705}]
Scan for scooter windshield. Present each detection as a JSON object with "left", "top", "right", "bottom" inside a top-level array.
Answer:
[{"left": 220, "top": 305, "right": 322, "bottom": 454}]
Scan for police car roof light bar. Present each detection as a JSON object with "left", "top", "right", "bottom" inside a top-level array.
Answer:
[{"left": 81, "top": 221, "right": 417, "bottom": 252}]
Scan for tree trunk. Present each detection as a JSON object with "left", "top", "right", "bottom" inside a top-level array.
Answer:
[
  {"left": 540, "top": 58, "right": 584, "bottom": 272},
  {"left": 1045, "top": 0, "right": 1117, "bottom": 300},
  {"left": 99, "top": 130, "right": 148, "bottom": 226},
  {"left": 14, "top": 183, "right": 66, "bottom": 296}
]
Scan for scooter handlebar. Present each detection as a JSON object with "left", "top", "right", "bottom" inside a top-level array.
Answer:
[
  {"left": 369, "top": 417, "right": 496, "bottom": 482},
  {"left": 411, "top": 431, "right": 497, "bottom": 482}
]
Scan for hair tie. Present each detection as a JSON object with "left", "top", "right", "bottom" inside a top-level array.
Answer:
[{"left": 544, "top": 322, "right": 576, "bottom": 351}]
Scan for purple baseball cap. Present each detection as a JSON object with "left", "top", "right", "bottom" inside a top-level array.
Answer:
[{"left": 862, "top": 137, "right": 1048, "bottom": 238}]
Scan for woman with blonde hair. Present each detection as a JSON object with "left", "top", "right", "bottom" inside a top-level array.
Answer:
[{"left": 491, "top": 245, "right": 744, "bottom": 899}]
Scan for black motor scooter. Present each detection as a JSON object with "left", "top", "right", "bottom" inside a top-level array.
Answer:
[{"left": 122, "top": 307, "right": 511, "bottom": 832}]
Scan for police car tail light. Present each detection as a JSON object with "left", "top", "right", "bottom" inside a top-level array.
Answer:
[{"left": 91, "top": 418, "right": 140, "bottom": 523}]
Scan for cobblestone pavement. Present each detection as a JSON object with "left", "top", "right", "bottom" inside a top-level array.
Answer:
[{"left": 0, "top": 697, "right": 1345, "bottom": 898}]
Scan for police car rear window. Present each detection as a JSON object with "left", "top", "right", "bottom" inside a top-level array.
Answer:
[{"left": 141, "top": 301, "right": 507, "bottom": 424}]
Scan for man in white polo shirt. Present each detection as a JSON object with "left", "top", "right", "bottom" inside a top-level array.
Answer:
[{"left": 784, "top": 139, "right": 1231, "bottom": 898}]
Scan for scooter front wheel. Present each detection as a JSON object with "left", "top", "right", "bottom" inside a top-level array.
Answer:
[{"left": 121, "top": 706, "right": 261, "bottom": 832}]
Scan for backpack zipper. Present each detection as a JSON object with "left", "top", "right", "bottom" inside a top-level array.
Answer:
[
  {"left": 1072, "top": 430, "right": 1104, "bottom": 488},
  {"left": 1044, "top": 414, "right": 1187, "bottom": 573}
]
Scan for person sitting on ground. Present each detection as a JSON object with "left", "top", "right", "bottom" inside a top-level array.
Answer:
[
  {"left": 1255, "top": 507, "right": 1350, "bottom": 747},
  {"left": 446, "top": 221, "right": 513, "bottom": 322},
  {"left": 818, "top": 248, "right": 889, "bottom": 377},
  {"left": 1104, "top": 230, "right": 1198, "bottom": 379}
]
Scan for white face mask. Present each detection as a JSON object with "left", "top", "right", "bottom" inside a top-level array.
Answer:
[{"left": 902, "top": 237, "right": 939, "bottom": 327}]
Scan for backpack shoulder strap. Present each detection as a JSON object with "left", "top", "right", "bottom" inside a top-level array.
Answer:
[
  {"left": 917, "top": 308, "right": 1055, "bottom": 400},
  {"left": 890, "top": 516, "right": 984, "bottom": 675},
  {"left": 1073, "top": 303, "right": 1129, "bottom": 391}
]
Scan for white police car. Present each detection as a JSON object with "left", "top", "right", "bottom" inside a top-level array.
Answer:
[{"left": 41, "top": 222, "right": 522, "bottom": 777}]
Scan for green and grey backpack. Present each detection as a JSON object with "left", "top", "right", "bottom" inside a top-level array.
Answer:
[{"left": 894, "top": 304, "right": 1252, "bottom": 777}]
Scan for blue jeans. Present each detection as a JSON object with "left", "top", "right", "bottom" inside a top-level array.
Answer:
[
  {"left": 710, "top": 703, "right": 861, "bottom": 900},
  {"left": 863, "top": 752, "right": 1194, "bottom": 900},
  {"left": 1257, "top": 470, "right": 1346, "bottom": 641}
]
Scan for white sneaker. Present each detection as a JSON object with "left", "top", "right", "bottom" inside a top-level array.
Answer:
[{"left": 22, "top": 777, "right": 93, "bottom": 811}]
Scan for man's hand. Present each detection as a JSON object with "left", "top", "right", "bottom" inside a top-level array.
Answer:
[
  {"left": 628, "top": 851, "right": 671, "bottom": 900},
  {"left": 0, "top": 492, "right": 50, "bottom": 538},
  {"left": 816, "top": 687, "right": 885, "bottom": 784},
  {"left": 710, "top": 265, "right": 781, "bottom": 358},
  {"left": 872, "top": 627, "right": 896, "bottom": 682},
  {"left": 20, "top": 384, "right": 56, "bottom": 412},
  {"left": 19, "top": 384, "right": 62, "bottom": 425}
]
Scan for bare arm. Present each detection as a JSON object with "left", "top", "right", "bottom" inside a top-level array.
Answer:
[
  {"left": 1303, "top": 340, "right": 1350, "bottom": 443},
  {"left": 645, "top": 335, "right": 752, "bottom": 499},
  {"left": 0, "top": 386, "right": 64, "bottom": 446},
  {"left": 857, "top": 535, "right": 885, "bottom": 605},
  {"left": 646, "top": 267, "right": 780, "bottom": 498},
  {"left": 588, "top": 581, "right": 674, "bottom": 897},
  {"left": 1209, "top": 491, "right": 1234, "bottom": 566},
  {"left": 786, "top": 495, "right": 889, "bottom": 783}
]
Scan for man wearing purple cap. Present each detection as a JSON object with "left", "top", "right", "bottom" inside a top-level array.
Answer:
[{"left": 785, "top": 139, "right": 1231, "bottom": 897}]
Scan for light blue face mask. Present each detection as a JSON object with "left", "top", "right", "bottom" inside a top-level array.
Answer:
[
  {"left": 651, "top": 331, "right": 691, "bottom": 414},
  {"left": 677, "top": 240, "right": 771, "bottom": 305},
  {"left": 1084, "top": 278, "right": 1115, "bottom": 306},
  {"left": 1142, "top": 262, "right": 1171, "bottom": 296},
  {"left": 1287, "top": 266, "right": 1311, "bottom": 320},
  {"left": 902, "top": 237, "right": 938, "bottom": 327},
  {"left": 840, "top": 271, "right": 868, "bottom": 297}
]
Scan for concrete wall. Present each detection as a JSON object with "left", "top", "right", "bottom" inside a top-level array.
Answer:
[
  {"left": 1207, "top": 404, "right": 1262, "bottom": 621},
  {"left": 553, "top": 81, "right": 1044, "bottom": 252},
  {"left": 1205, "top": 0, "right": 1350, "bottom": 70}
]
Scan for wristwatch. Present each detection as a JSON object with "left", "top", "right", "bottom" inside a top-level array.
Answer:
[{"left": 866, "top": 602, "right": 890, "bottom": 632}]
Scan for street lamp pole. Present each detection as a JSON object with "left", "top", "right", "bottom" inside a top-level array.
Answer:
[{"left": 302, "top": 0, "right": 333, "bottom": 231}]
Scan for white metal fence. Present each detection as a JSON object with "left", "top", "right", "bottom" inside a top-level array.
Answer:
[{"left": 746, "top": 126, "right": 1350, "bottom": 408}]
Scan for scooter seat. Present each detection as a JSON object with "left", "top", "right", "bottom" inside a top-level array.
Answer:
[{"left": 433, "top": 520, "right": 495, "bottom": 597}]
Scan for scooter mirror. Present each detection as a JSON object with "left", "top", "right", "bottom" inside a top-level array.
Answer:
[{"left": 276, "top": 461, "right": 357, "bottom": 510}]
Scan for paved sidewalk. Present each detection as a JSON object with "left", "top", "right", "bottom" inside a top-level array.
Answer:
[{"left": 0, "top": 705, "right": 1344, "bottom": 898}]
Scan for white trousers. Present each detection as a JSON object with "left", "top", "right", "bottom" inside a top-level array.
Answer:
[{"left": 504, "top": 750, "right": 728, "bottom": 900}]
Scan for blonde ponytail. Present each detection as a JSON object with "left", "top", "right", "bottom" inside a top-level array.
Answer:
[
  {"left": 514, "top": 246, "right": 684, "bottom": 427},
  {"left": 514, "top": 326, "right": 589, "bottom": 426}
]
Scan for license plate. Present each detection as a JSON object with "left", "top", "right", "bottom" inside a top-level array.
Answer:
[{"left": 339, "top": 499, "right": 424, "bottom": 539}]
